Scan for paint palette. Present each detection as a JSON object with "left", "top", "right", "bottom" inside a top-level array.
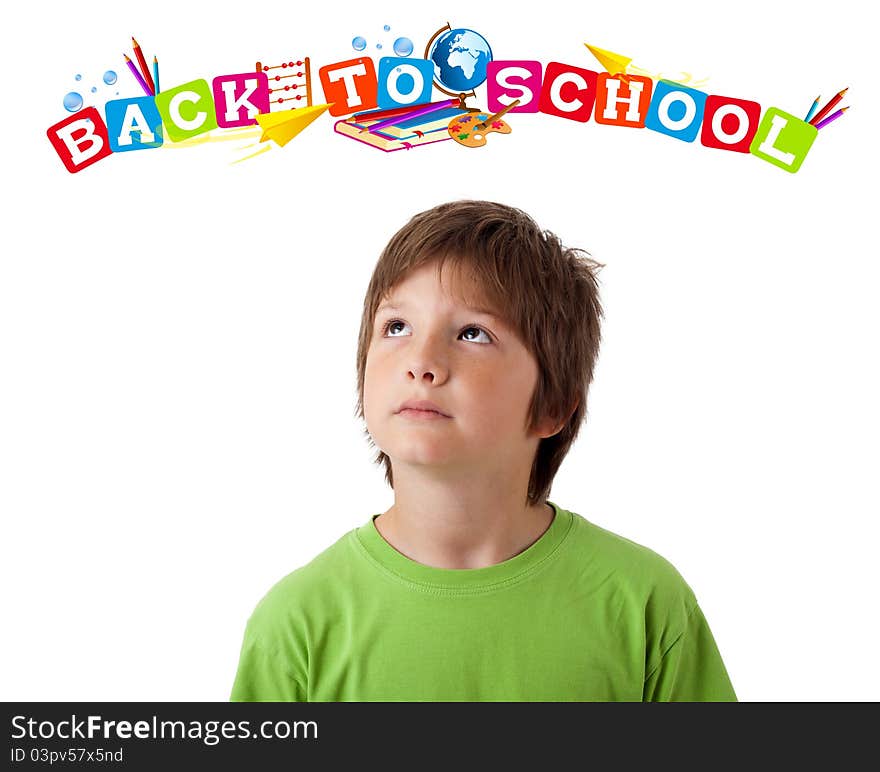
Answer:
[{"left": 447, "top": 112, "right": 512, "bottom": 147}]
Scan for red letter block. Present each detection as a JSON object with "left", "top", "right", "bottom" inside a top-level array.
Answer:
[
  {"left": 539, "top": 61, "right": 598, "bottom": 122},
  {"left": 46, "top": 107, "right": 113, "bottom": 173},
  {"left": 700, "top": 94, "right": 762, "bottom": 153}
]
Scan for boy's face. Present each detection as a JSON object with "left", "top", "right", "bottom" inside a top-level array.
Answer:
[{"left": 363, "top": 260, "right": 555, "bottom": 478}]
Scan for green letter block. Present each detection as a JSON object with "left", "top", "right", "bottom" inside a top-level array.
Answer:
[
  {"left": 749, "top": 107, "right": 817, "bottom": 173},
  {"left": 154, "top": 79, "right": 218, "bottom": 142}
]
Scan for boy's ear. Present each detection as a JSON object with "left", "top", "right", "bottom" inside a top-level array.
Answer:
[{"left": 534, "top": 399, "right": 580, "bottom": 439}]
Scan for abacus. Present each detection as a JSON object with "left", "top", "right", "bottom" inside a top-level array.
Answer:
[{"left": 255, "top": 57, "right": 312, "bottom": 109}]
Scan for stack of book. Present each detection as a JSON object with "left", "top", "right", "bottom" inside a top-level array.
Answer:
[{"left": 335, "top": 102, "right": 475, "bottom": 152}]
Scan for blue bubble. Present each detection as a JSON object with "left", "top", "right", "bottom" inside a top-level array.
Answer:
[
  {"left": 384, "top": 24, "right": 390, "bottom": 31},
  {"left": 393, "top": 37, "right": 413, "bottom": 56},
  {"left": 63, "top": 92, "right": 83, "bottom": 112},
  {"left": 376, "top": 43, "right": 382, "bottom": 49},
  {"left": 75, "top": 74, "right": 82, "bottom": 81},
  {"left": 352, "top": 36, "right": 366, "bottom": 51},
  {"left": 90, "top": 86, "right": 97, "bottom": 93},
  {"left": 103, "top": 70, "right": 117, "bottom": 85}
]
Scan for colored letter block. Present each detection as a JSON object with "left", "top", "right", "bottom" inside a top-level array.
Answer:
[
  {"left": 487, "top": 61, "right": 542, "bottom": 113},
  {"left": 645, "top": 81, "right": 707, "bottom": 142},
  {"left": 377, "top": 57, "right": 433, "bottom": 108},
  {"left": 539, "top": 61, "right": 598, "bottom": 122},
  {"left": 595, "top": 74, "right": 653, "bottom": 127},
  {"left": 749, "top": 107, "right": 817, "bottom": 173},
  {"left": 105, "top": 97, "right": 163, "bottom": 152},
  {"left": 701, "top": 95, "right": 761, "bottom": 153},
  {"left": 46, "top": 107, "right": 113, "bottom": 173},
  {"left": 319, "top": 57, "right": 378, "bottom": 116},
  {"left": 212, "top": 72, "right": 269, "bottom": 128},
  {"left": 154, "top": 79, "right": 217, "bottom": 141}
]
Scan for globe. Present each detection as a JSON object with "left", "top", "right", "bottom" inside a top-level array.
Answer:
[{"left": 428, "top": 28, "right": 493, "bottom": 93}]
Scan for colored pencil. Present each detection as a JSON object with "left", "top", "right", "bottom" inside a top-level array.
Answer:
[
  {"left": 804, "top": 95, "right": 821, "bottom": 122},
  {"left": 153, "top": 56, "right": 160, "bottom": 94},
  {"left": 132, "top": 37, "right": 155, "bottom": 95},
  {"left": 815, "top": 106, "right": 848, "bottom": 130},
  {"left": 810, "top": 87, "right": 847, "bottom": 126},
  {"left": 124, "top": 53, "right": 152, "bottom": 96},
  {"left": 367, "top": 98, "right": 458, "bottom": 133},
  {"left": 355, "top": 100, "right": 447, "bottom": 123}
]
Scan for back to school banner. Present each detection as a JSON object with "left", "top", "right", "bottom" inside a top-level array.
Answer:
[{"left": 46, "top": 24, "right": 850, "bottom": 175}]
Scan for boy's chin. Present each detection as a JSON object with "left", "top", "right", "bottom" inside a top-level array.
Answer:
[{"left": 387, "top": 448, "right": 465, "bottom": 470}]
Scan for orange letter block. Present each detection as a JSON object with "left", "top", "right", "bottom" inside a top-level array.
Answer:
[
  {"left": 319, "top": 57, "right": 378, "bottom": 117},
  {"left": 594, "top": 74, "right": 653, "bottom": 128}
]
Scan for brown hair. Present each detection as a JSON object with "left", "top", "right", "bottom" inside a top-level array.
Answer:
[{"left": 354, "top": 200, "right": 603, "bottom": 506}]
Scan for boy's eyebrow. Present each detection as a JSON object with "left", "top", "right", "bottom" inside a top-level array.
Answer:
[{"left": 377, "top": 300, "right": 502, "bottom": 320}]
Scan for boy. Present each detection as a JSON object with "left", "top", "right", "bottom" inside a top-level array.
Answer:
[{"left": 230, "top": 200, "right": 737, "bottom": 701}]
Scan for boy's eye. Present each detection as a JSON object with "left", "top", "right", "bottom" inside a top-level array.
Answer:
[
  {"left": 384, "top": 320, "right": 407, "bottom": 336},
  {"left": 460, "top": 326, "right": 491, "bottom": 343},
  {"left": 381, "top": 319, "right": 492, "bottom": 344}
]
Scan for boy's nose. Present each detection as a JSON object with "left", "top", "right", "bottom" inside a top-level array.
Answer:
[
  {"left": 404, "top": 335, "right": 448, "bottom": 381},
  {"left": 408, "top": 366, "right": 438, "bottom": 383},
  {"left": 408, "top": 360, "right": 449, "bottom": 386},
  {"left": 406, "top": 353, "right": 448, "bottom": 384}
]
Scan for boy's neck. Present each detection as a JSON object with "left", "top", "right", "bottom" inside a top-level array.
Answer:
[{"left": 374, "top": 480, "right": 554, "bottom": 570}]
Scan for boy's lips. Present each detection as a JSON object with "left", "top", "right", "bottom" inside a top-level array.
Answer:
[{"left": 396, "top": 399, "right": 452, "bottom": 417}]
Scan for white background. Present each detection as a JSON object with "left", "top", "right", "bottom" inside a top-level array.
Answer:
[{"left": 2, "top": 1, "right": 876, "bottom": 701}]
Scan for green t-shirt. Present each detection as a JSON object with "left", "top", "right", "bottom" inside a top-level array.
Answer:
[{"left": 230, "top": 501, "right": 737, "bottom": 701}]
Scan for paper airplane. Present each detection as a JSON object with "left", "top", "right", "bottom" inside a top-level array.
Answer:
[
  {"left": 255, "top": 103, "right": 330, "bottom": 147},
  {"left": 584, "top": 44, "right": 632, "bottom": 76},
  {"left": 584, "top": 43, "right": 710, "bottom": 90}
]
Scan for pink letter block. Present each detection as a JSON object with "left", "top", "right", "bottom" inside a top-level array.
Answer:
[
  {"left": 212, "top": 72, "right": 270, "bottom": 128},
  {"left": 487, "top": 61, "right": 542, "bottom": 113}
]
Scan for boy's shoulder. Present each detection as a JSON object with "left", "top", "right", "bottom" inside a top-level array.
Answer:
[
  {"left": 246, "top": 527, "right": 356, "bottom": 624},
  {"left": 566, "top": 509, "right": 698, "bottom": 610}
]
